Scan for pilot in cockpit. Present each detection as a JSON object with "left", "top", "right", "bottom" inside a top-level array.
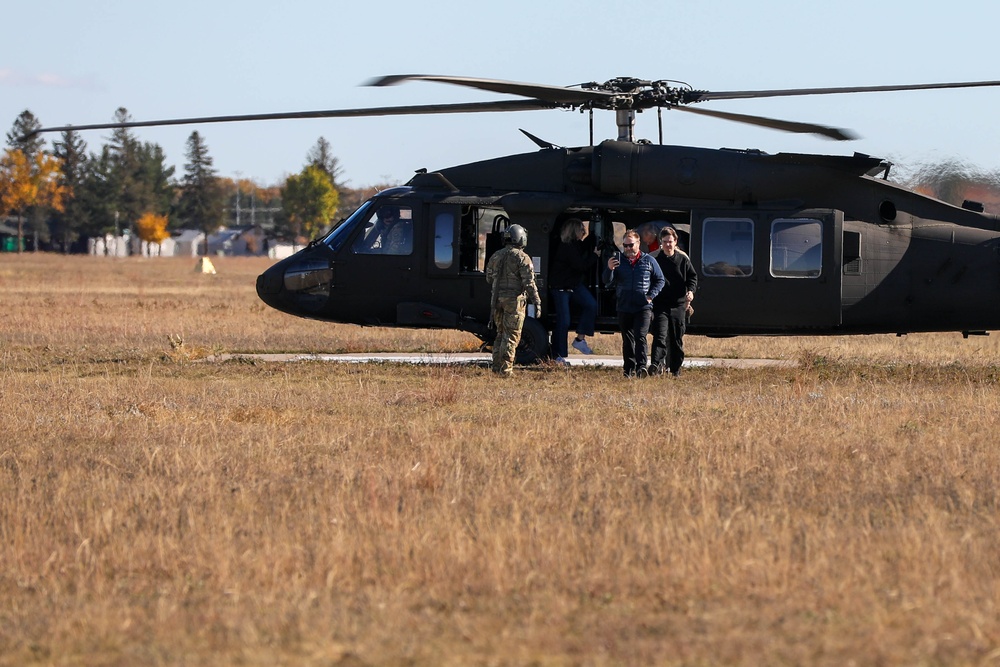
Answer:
[{"left": 363, "top": 206, "right": 412, "bottom": 255}]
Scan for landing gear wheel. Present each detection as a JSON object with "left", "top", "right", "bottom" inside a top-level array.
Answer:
[{"left": 515, "top": 317, "right": 550, "bottom": 365}]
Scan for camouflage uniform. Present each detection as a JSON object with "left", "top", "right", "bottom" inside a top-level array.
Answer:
[
  {"left": 382, "top": 221, "right": 411, "bottom": 254},
  {"left": 486, "top": 245, "right": 540, "bottom": 376}
]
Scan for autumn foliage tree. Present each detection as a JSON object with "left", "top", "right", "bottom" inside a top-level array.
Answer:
[
  {"left": 279, "top": 165, "right": 339, "bottom": 241},
  {"left": 0, "top": 148, "right": 67, "bottom": 252},
  {"left": 135, "top": 212, "right": 170, "bottom": 252}
]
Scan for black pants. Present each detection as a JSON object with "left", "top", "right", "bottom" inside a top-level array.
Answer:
[
  {"left": 618, "top": 309, "right": 653, "bottom": 376},
  {"left": 650, "top": 304, "right": 687, "bottom": 374}
]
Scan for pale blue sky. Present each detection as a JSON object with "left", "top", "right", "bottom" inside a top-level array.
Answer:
[{"left": 4, "top": 0, "right": 999, "bottom": 188}]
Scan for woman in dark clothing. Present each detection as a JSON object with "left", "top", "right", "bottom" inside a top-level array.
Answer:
[{"left": 549, "top": 218, "right": 600, "bottom": 362}]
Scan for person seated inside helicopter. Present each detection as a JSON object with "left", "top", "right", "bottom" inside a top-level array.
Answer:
[
  {"left": 635, "top": 222, "right": 661, "bottom": 254},
  {"left": 354, "top": 205, "right": 413, "bottom": 255}
]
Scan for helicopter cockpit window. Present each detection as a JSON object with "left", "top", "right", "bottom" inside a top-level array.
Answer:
[
  {"left": 322, "top": 200, "right": 373, "bottom": 252},
  {"left": 702, "top": 218, "right": 754, "bottom": 277},
  {"left": 770, "top": 219, "right": 822, "bottom": 278},
  {"left": 352, "top": 205, "right": 414, "bottom": 256}
]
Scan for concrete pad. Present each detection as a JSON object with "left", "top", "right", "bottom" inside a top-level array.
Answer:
[{"left": 205, "top": 352, "right": 796, "bottom": 369}]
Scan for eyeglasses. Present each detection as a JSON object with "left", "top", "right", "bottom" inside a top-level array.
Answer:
[{"left": 622, "top": 243, "right": 635, "bottom": 248}]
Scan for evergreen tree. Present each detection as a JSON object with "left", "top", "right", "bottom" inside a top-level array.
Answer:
[
  {"left": 305, "top": 136, "right": 344, "bottom": 189},
  {"left": 5, "top": 110, "right": 44, "bottom": 161},
  {"left": 105, "top": 107, "right": 143, "bottom": 232},
  {"left": 177, "top": 131, "right": 224, "bottom": 251},
  {"left": 76, "top": 108, "right": 175, "bottom": 245},
  {"left": 51, "top": 129, "right": 89, "bottom": 251},
  {"left": 135, "top": 141, "right": 175, "bottom": 220},
  {"left": 75, "top": 147, "right": 119, "bottom": 238}
]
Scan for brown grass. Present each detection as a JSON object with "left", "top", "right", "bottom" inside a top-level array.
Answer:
[{"left": 2, "top": 254, "right": 1000, "bottom": 666}]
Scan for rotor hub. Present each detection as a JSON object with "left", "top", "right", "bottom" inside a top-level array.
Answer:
[{"left": 577, "top": 77, "right": 701, "bottom": 112}]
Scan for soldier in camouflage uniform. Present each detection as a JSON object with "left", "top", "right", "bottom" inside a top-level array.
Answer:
[
  {"left": 486, "top": 224, "right": 541, "bottom": 376},
  {"left": 373, "top": 206, "right": 411, "bottom": 254},
  {"left": 381, "top": 209, "right": 411, "bottom": 254}
]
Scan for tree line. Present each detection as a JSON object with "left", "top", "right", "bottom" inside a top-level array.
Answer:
[
  {"left": 0, "top": 109, "right": 391, "bottom": 254},
  {"left": 7, "top": 107, "right": 1000, "bottom": 256}
]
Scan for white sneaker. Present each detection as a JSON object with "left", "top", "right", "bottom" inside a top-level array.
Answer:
[{"left": 572, "top": 339, "right": 594, "bottom": 355}]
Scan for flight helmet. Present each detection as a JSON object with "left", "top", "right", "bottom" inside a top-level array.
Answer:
[{"left": 504, "top": 224, "right": 528, "bottom": 248}]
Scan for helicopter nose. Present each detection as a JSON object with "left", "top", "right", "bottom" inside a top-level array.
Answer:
[
  {"left": 257, "top": 259, "right": 295, "bottom": 313},
  {"left": 256, "top": 254, "right": 335, "bottom": 317},
  {"left": 256, "top": 261, "right": 286, "bottom": 309}
]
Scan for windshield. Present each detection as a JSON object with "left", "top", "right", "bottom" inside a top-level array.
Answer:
[{"left": 321, "top": 200, "right": 374, "bottom": 252}]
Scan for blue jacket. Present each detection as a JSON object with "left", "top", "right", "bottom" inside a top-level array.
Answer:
[{"left": 603, "top": 252, "right": 665, "bottom": 314}]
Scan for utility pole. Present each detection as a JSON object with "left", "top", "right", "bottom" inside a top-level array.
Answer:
[{"left": 234, "top": 171, "right": 242, "bottom": 226}]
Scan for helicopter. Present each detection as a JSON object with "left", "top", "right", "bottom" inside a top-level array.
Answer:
[{"left": 32, "top": 74, "right": 1000, "bottom": 362}]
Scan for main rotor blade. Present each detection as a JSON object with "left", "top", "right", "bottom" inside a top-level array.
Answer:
[
  {"left": 689, "top": 79, "right": 1000, "bottom": 102},
  {"left": 29, "top": 99, "right": 559, "bottom": 136},
  {"left": 675, "top": 106, "right": 858, "bottom": 141},
  {"left": 368, "top": 74, "right": 614, "bottom": 105}
]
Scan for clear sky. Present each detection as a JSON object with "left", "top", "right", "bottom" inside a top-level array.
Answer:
[{"left": 4, "top": 0, "right": 1000, "bottom": 189}]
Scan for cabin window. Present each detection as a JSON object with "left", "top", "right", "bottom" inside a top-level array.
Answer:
[
  {"left": 433, "top": 212, "right": 455, "bottom": 269},
  {"left": 352, "top": 205, "right": 414, "bottom": 255},
  {"left": 770, "top": 219, "right": 822, "bottom": 278},
  {"left": 460, "top": 206, "right": 508, "bottom": 272},
  {"left": 702, "top": 218, "right": 754, "bottom": 277}
]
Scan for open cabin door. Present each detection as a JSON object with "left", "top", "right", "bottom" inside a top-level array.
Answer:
[{"left": 690, "top": 209, "right": 843, "bottom": 332}]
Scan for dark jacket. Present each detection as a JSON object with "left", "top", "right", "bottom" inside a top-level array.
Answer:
[
  {"left": 652, "top": 249, "right": 698, "bottom": 309},
  {"left": 550, "top": 237, "right": 597, "bottom": 289},
  {"left": 603, "top": 252, "right": 665, "bottom": 313}
]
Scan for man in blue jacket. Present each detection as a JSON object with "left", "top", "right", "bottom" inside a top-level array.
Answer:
[{"left": 603, "top": 229, "right": 665, "bottom": 377}]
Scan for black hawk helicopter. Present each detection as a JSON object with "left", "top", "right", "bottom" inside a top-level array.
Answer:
[{"left": 34, "top": 75, "right": 1000, "bottom": 361}]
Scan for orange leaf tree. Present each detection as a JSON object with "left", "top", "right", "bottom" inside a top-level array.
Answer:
[
  {"left": 135, "top": 211, "right": 171, "bottom": 248},
  {"left": 0, "top": 148, "right": 67, "bottom": 252}
]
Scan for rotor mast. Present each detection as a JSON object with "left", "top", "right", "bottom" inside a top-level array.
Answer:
[{"left": 616, "top": 109, "right": 636, "bottom": 142}]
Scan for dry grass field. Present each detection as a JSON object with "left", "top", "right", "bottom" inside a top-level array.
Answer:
[{"left": 2, "top": 253, "right": 1000, "bottom": 666}]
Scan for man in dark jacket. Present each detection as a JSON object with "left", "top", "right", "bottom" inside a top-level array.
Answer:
[
  {"left": 603, "top": 229, "right": 665, "bottom": 377},
  {"left": 650, "top": 226, "right": 698, "bottom": 377}
]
